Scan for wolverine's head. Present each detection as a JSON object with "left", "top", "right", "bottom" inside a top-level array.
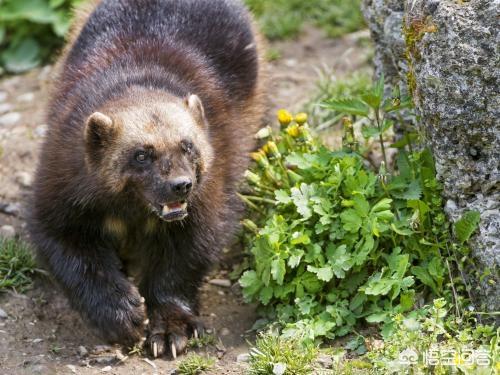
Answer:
[{"left": 84, "top": 90, "right": 213, "bottom": 222}]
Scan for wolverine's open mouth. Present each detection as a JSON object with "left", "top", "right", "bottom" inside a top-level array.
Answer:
[{"left": 151, "top": 201, "right": 188, "bottom": 222}]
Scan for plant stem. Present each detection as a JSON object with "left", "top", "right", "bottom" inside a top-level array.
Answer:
[{"left": 374, "top": 109, "right": 388, "bottom": 167}]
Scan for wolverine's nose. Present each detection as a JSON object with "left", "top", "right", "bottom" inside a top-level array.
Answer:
[{"left": 170, "top": 177, "right": 193, "bottom": 197}]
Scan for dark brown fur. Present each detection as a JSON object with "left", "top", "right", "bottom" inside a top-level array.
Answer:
[{"left": 29, "top": 0, "right": 266, "bottom": 357}]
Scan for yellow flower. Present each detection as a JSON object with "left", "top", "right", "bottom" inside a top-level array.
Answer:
[
  {"left": 277, "top": 109, "right": 293, "bottom": 127},
  {"left": 295, "top": 112, "right": 308, "bottom": 125},
  {"left": 286, "top": 124, "right": 300, "bottom": 138}
]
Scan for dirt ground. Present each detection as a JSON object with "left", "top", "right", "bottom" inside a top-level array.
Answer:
[{"left": 0, "top": 27, "right": 371, "bottom": 374}]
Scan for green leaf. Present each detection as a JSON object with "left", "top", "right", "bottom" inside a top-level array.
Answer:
[
  {"left": 239, "top": 271, "right": 262, "bottom": 297},
  {"left": 366, "top": 311, "right": 387, "bottom": 323},
  {"left": 454, "top": 211, "right": 481, "bottom": 244},
  {"left": 1, "top": 38, "right": 41, "bottom": 73},
  {"left": 307, "top": 266, "right": 334, "bottom": 282},
  {"left": 340, "top": 209, "right": 362, "bottom": 233},
  {"left": 275, "top": 190, "right": 292, "bottom": 204},
  {"left": 411, "top": 266, "right": 437, "bottom": 293},
  {"left": 321, "top": 97, "right": 369, "bottom": 117},
  {"left": 290, "top": 183, "right": 313, "bottom": 219},
  {"left": 349, "top": 293, "right": 366, "bottom": 311},
  {"left": 259, "top": 286, "right": 273, "bottom": 305},
  {"left": 0, "top": 0, "right": 58, "bottom": 23},
  {"left": 271, "top": 258, "right": 286, "bottom": 285},
  {"left": 371, "top": 198, "right": 392, "bottom": 213}
]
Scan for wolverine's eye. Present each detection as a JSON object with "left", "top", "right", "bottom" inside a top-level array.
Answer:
[
  {"left": 181, "top": 140, "right": 194, "bottom": 154},
  {"left": 134, "top": 150, "right": 149, "bottom": 163}
]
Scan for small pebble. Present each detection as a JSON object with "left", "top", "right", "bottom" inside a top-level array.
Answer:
[
  {"left": 273, "top": 363, "right": 287, "bottom": 375},
  {"left": 77, "top": 345, "right": 88, "bottom": 357},
  {"left": 32, "top": 338, "right": 43, "bottom": 344},
  {"left": 0, "top": 225, "right": 16, "bottom": 239},
  {"left": 66, "top": 364, "right": 77, "bottom": 374},
  {"left": 93, "top": 344, "right": 112, "bottom": 354},
  {"left": 35, "top": 124, "right": 48, "bottom": 138},
  {"left": 0, "top": 308, "right": 8, "bottom": 319},
  {"left": 0, "top": 91, "right": 7, "bottom": 102},
  {"left": 101, "top": 366, "right": 112, "bottom": 372},
  {"left": 316, "top": 354, "right": 333, "bottom": 368},
  {"left": 0, "top": 112, "right": 21, "bottom": 127},
  {"left": 15, "top": 171, "right": 33, "bottom": 188},
  {"left": 217, "top": 290, "right": 225, "bottom": 296},
  {"left": 220, "top": 327, "right": 230, "bottom": 336},
  {"left": 208, "top": 279, "right": 232, "bottom": 288},
  {"left": 236, "top": 353, "right": 250, "bottom": 363},
  {"left": 0, "top": 103, "right": 13, "bottom": 114},
  {"left": 0, "top": 203, "right": 21, "bottom": 216},
  {"left": 18, "top": 92, "right": 35, "bottom": 103}
]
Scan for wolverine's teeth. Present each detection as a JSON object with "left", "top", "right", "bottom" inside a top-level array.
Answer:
[{"left": 162, "top": 202, "right": 188, "bottom": 216}]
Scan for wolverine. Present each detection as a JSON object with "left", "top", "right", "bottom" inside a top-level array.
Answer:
[{"left": 28, "top": 0, "right": 265, "bottom": 358}]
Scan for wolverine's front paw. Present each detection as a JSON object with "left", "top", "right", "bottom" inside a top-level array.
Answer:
[
  {"left": 91, "top": 289, "right": 148, "bottom": 347},
  {"left": 146, "top": 303, "right": 204, "bottom": 359}
]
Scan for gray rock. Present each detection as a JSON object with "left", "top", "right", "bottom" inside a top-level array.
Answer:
[
  {"left": 362, "top": 0, "right": 500, "bottom": 310},
  {"left": 77, "top": 345, "right": 88, "bottom": 357},
  {"left": 0, "top": 225, "right": 16, "bottom": 239},
  {"left": 316, "top": 354, "right": 334, "bottom": 369},
  {"left": 236, "top": 353, "right": 250, "bottom": 363},
  {"left": 0, "top": 307, "right": 8, "bottom": 319},
  {"left": 0, "top": 112, "right": 21, "bottom": 127},
  {"left": 0, "top": 202, "right": 21, "bottom": 216}
]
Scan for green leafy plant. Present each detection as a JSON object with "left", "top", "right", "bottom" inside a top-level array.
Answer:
[
  {"left": 0, "top": 0, "right": 83, "bottom": 74},
  {"left": 366, "top": 299, "right": 499, "bottom": 374},
  {"left": 0, "top": 237, "right": 37, "bottom": 292},
  {"left": 177, "top": 353, "right": 216, "bottom": 375},
  {"left": 239, "top": 77, "right": 483, "bottom": 345},
  {"left": 245, "top": 0, "right": 365, "bottom": 40}
]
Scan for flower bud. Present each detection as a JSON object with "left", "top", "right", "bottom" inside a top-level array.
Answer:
[
  {"left": 251, "top": 150, "right": 269, "bottom": 168},
  {"left": 277, "top": 109, "right": 293, "bottom": 127},
  {"left": 244, "top": 170, "right": 261, "bottom": 185},
  {"left": 241, "top": 219, "right": 259, "bottom": 233},
  {"left": 295, "top": 112, "right": 308, "bottom": 125},
  {"left": 264, "top": 141, "right": 280, "bottom": 158}
]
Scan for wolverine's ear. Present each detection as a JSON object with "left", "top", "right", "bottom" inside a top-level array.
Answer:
[
  {"left": 185, "top": 94, "right": 207, "bottom": 127},
  {"left": 84, "top": 112, "right": 116, "bottom": 150}
]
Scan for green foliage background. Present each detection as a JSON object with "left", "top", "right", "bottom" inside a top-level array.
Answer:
[
  {"left": 0, "top": 0, "right": 84, "bottom": 74},
  {"left": 0, "top": 0, "right": 364, "bottom": 74}
]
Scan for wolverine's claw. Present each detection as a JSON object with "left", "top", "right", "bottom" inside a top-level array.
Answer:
[
  {"left": 171, "top": 342, "right": 177, "bottom": 359},
  {"left": 193, "top": 328, "right": 198, "bottom": 339},
  {"left": 140, "top": 297, "right": 145, "bottom": 303},
  {"left": 143, "top": 319, "right": 149, "bottom": 325},
  {"left": 152, "top": 342, "right": 158, "bottom": 358}
]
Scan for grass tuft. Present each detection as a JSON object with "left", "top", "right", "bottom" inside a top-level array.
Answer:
[
  {"left": 0, "top": 237, "right": 37, "bottom": 293},
  {"left": 177, "top": 354, "right": 216, "bottom": 375},
  {"left": 249, "top": 332, "right": 318, "bottom": 375}
]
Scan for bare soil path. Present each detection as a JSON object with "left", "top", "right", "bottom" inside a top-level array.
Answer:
[{"left": 0, "top": 28, "right": 370, "bottom": 374}]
